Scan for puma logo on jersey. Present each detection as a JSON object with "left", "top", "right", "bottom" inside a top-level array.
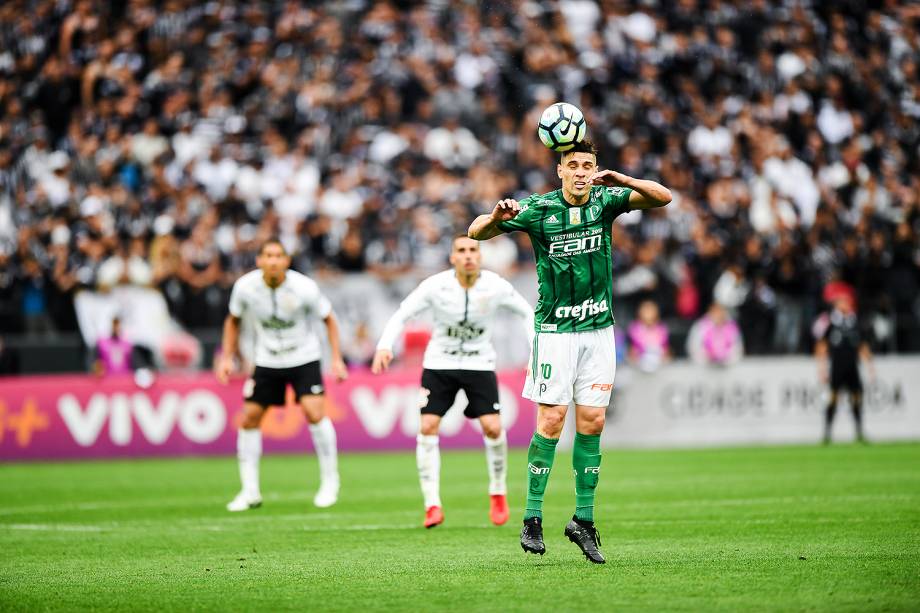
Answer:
[{"left": 555, "top": 298, "right": 608, "bottom": 322}]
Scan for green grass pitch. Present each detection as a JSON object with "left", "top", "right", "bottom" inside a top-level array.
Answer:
[{"left": 1, "top": 444, "right": 918, "bottom": 612}]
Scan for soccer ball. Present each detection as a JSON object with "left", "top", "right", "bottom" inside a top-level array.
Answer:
[{"left": 537, "top": 102, "right": 587, "bottom": 152}]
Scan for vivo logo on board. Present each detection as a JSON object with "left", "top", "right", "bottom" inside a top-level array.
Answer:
[
  {"left": 349, "top": 384, "right": 519, "bottom": 439},
  {"left": 57, "top": 391, "right": 227, "bottom": 447}
]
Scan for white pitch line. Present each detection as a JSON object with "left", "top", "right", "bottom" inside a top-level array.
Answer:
[
  {"left": 0, "top": 498, "right": 223, "bottom": 516},
  {"left": 4, "top": 523, "right": 104, "bottom": 532},
  {"left": 0, "top": 491, "right": 385, "bottom": 517},
  {"left": 0, "top": 492, "right": 913, "bottom": 520},
  {"left": 0, "top": 521, "right": 422, "bottom": 534}
]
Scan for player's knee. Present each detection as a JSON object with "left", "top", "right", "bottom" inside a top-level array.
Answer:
[
  {"left": 582, "top": 412, "right": 605, "bottom": 435},
  {"left": 538, "top": 411, "right": 566, "bottom": 437},
  {"left": 481, "top": 422, "right": 502, "bottom": 439},
  {"left": 300, "top": 399, "right": 325, "bottom": 424},
  {"left": 419, "top": 415, "right": 440, "bottom": 436},
  {"left": 241, "top": 413, "right": 262, "bottom": 429},
  {"left": 419, "top": 422, "right": 439, "bottom": 436}
]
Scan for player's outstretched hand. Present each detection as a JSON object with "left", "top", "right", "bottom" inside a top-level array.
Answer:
[
  {"left": 216, "top": 355, "right": 234, "bottom": 384},
  {"left": 490, "top": 199, "right": 520, "bottom": 222},
  {"left": 590, "top": 169, "right": 627, "bottom": 187},
  {"left": 371, "top": 349, "right": 393, "bottom": 374},
  {"left": 331, "top": 358, "right": 348, "bottom": 382}
]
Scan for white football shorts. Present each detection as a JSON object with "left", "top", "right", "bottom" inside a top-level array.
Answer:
[{"left": 522, "top": 326, "right": 617, "bottom": 407}]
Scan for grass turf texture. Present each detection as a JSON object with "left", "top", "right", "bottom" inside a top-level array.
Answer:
[{"left": 1, "top": 444, "right": 918, "bottom": 612}]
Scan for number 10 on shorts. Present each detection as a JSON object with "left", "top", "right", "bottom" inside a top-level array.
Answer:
[{"left": 540, "top": 363, "right": 552, "bottom": 379}]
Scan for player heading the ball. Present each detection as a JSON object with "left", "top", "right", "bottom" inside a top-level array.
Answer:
[{"left": 468, "top": 138, "right": 672, "bottom": 564}]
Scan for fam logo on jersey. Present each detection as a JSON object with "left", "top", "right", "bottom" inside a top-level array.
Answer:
[
  {"left": 607, "top": 186, "right": 628, "bottom": 197},
  {"left": 548, "top": 228, "right": 603, "bottom": 257},
  {"left": 554, "top": 298, "right": 609, "bottom": 322}
]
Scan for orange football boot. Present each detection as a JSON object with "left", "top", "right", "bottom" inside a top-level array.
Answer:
[
  {"left": 424, "top": 505, "right": 444, "bottom": 528},
  {"left": 489, "top": 494, "right": 509, "bottom": 526}
]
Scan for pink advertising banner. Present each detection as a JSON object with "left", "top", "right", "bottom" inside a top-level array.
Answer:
[{"left": 0, "top": 369, "right": 535, "bottom": 461}]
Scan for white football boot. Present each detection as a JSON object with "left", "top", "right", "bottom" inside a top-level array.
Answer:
[
  {"left": 312, "top": 480, "right": 339, "bottom": 508},
  {"left": 226, "top": 491, "right": 262, "bottom": 512}
]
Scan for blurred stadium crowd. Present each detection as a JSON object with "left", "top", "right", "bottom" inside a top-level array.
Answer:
[{"left": 0, "top": 0, "right": 919, "bottom": 363}]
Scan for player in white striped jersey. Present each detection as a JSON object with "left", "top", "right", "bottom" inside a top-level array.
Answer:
[
  {"left": 217, "top": 239, "right": 348, "bottom": 511},
  {"left": 372, "top": 235, "right": 534, "bottom": 528}
]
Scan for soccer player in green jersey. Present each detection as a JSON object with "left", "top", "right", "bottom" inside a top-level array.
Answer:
[{"left": 468, "top": 139, "right": 672, "bottom": 563}]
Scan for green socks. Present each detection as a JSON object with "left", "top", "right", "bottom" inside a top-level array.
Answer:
[
  {"left": 523, "top": 433, "right": 558, "bottom": 520},
  {"left": 573, "top": 432, "right": 602, "bottom": 522},
  {"left": 523, "top": 431, "right": 602, "bottom": 522}
]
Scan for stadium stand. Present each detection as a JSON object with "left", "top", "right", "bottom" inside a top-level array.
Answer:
[{"left": 0, "top": 0, "right": 918, "bottom": 373}]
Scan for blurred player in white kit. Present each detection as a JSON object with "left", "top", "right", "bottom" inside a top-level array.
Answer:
[
  {"left": 217, "top": 239, "right": 348, "bottom": 511},
  {"left": 372, "top": 235, "right": 533, "bottom": 528}
]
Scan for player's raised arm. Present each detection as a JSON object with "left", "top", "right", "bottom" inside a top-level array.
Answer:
[
  {"left": 468, "top": 199, "right": 521, "bottom": 240},
  {"left": 591, "top": 169, "right": 672, "bottom": 210},
  {"left": 372, "top": 282, "right": 432, "bottom": 374},
  {"left": 217, "top": 314, "right": 241, "bottom": 384}
]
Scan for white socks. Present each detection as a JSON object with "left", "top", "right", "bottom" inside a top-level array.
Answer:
[
  {"left": 237, "top": 428, "right": 262, "bottom": 500},
  {"left": 484, "top": 430, "right": 508, "bottom": 496},
  {"left": 238, "top": 420, "right": 338, "bottom": 505},
  {"left": 415, "top": 430, "right": 506, "bottom": 508},
  {"left": 416, "top": 434, "right": 442, "bottom": 509},
  {"left": 309, "top": 417, "right": 339, "bottom": 486}
]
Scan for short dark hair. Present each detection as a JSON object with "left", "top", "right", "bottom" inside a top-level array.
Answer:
[
  {"left": 561, "top": 138, "right": 598, "bottom": 160},
  {"left": 258, "top": 237, "right": 286, "bottom": 255},
  {"left": 452, "top": 233, "right": 478, "bottom": 248}
]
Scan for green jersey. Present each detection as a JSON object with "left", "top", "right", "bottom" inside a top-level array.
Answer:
[{"left": 498, "top": 186, "right": 632, "bottom": 333}]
